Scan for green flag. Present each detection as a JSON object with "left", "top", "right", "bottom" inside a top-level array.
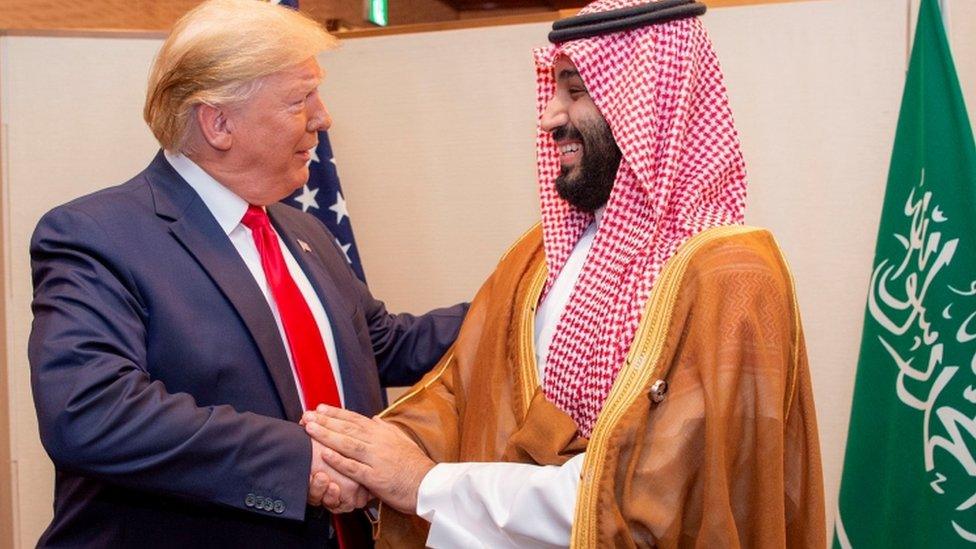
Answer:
[{"left": 833, "top": 0, "right": 976, "bottom": 546}]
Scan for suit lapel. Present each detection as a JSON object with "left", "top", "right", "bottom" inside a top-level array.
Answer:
[
  {"left": 269, "top": 206, "right": 375, "bottom": 415},
  {"left": 146, "top": 154, "right": 305, "bottom": 421}
]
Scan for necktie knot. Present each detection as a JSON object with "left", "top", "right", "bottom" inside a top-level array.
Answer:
[{"left": 241, "top": 204, "right": 270, "bottom": 231}]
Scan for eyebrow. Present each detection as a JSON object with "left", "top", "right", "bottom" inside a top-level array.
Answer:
[{"left": 556, "top": 69, "right": 581, "bottom": 81}]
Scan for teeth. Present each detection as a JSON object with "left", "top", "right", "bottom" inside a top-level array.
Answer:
[{"left": 560, "top": 144, "right": 580, "bottom": 154}]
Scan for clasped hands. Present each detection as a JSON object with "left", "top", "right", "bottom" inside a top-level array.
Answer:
[{"left": 302, "top": 404, "right": 434, "bottom": 515}]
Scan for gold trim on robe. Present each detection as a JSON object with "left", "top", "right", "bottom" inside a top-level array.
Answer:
[{"left": 376, "top": 224, "right": 826, "bottom": 548}]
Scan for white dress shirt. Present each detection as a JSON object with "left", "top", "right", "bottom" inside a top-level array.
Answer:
[
  {"left": 164, "top": 151, "right": 345, "bottom": 408},
  {"left": 417, "top": 210, "right": 604, "bottom": 548}
]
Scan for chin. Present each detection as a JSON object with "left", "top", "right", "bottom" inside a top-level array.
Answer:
[{"left": 289, "top": 169, "right": 310, "bottom": 188}]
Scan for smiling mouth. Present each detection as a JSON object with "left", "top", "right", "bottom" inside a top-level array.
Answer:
[
  {"left": 297, "top": 146, "right": 316, "bottom": 163},
  {"left": 558, "top": 141, "right": 583, "bottom": 166}
]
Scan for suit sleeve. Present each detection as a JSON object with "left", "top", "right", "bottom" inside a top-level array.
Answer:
[
  {"left": 310, "top": 216, "right": 469, "bottom": 388},
  {"left": 362, "top": 294, "right": 469, "bottom": 388},
  {"left": 28, "top": 205, "right": 312, "bottom": 521}
]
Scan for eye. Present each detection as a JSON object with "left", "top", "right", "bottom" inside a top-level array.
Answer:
[{"left": 290, "top": 91, "right": 316, "bottom": 107}]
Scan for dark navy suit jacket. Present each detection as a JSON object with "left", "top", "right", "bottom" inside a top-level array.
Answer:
[{"left": 28, "top": 152, "right": 467, "bottom": 548}]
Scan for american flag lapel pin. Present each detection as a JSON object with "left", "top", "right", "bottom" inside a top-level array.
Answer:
[{"left": 297, "top": 239, "right": 312, "bottom": 253}]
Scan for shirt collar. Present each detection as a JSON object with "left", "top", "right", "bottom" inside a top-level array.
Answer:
[{"left": 163, "top": 150, "right": 252, "bottom": 235}]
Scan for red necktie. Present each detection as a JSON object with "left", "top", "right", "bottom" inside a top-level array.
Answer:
[
  {"left": 241, "top": 205, "right": 340, "bottom": 410},
  {"left": 242, "top": 206, "right": 365, "bottom": 549}
]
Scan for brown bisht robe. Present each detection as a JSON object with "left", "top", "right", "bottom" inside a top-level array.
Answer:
[{"left": 375, "top": 224, "right": 826, "bottom": 548}]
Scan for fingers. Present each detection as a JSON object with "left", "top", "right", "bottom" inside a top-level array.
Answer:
[
  {"left": 312, "top": 475, "right": 355, "bottom": 513},
  {"left": 312, "top": 404, "right": 373, "bottom": 426},
  {"left": 325, "top": 482, "right": 356, "bottom": 513},
  {"left": 353, "top": 487, "right": 370, "bottom": 509},
  {"left": 326, "top": 485, "right": 369, "bottom": 514},
  {"left": 307, "top": 471, "right": 329, "bottom": 506},
  {"left": 313, "top": 459, "right": 368, "bottom": 513},
  {"left": 307, "top": 467, "right": 343, "bottom": 510},
  {"left": 320, "top": 444, "right": 370, "bottom": 484},
  {"left": 322, "top": 481, "right": 342, "bottom": 509},
  {"left": 303, "top": 409, "right": 366, "bottom": 442},
  {"left": 306, "top": 421, "right": 370, "bottom": 462},
  {"left": 308, "top": 473, "right": 345, "bottom": 512}
]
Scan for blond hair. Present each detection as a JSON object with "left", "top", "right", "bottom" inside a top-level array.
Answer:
[{"left": 144, "top": 0, "right": 336, "bottom": 152}]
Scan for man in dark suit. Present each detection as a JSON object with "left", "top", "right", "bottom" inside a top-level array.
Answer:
[{"left": 27, "top": 1, "right": 466, "bottom": 547}]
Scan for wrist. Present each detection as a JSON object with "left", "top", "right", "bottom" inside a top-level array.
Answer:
[{"left": 405, "top": 458, "right": 436, "bottom": 514}]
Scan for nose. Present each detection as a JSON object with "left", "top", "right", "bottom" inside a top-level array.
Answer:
[
  {"left": 306, "top": 93, "right": 332, "bottom": 132},
  {"left": 540, "top": 95, "right": 569, "bottom": 133}
]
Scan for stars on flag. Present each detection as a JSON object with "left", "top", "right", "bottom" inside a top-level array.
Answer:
[
  {"left": 306, "top": 146, "right": 320, "bottom": 166},
  {"left": 335, "top": 239, "right": 353, "bottom": 264},
  {"left": 294, "top": 184, "right": 319, "bottom": 212},
  {"left": 329, "top": 191, "right": 348, "bottom": 224},
  {"left": 283, "top": 131, "right": 367, "bottom": 282}
]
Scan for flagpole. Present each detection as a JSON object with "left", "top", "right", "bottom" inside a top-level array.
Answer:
[
  {"left": 938, "top": 0, "right": 949, "bottom": 39},
  {"left": 906, "top": 0, "right": 911, "bottom": 71},
  {"left": 908, "top": 1, "right": 951, "bottom": 68}
]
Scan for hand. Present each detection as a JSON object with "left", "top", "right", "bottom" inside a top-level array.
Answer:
[
  {"left": 303, "top": 405, "right": 435, "bottom": 514},
  {"left": 307, "top": 433, "right": 371, "bottom": 513}
]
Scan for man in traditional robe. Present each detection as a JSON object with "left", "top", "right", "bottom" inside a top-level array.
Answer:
[{"left": 304, "top": 0, "right": 826, "bottom": 546}]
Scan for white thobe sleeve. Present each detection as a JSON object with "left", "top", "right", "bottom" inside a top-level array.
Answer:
[{"left": 415, "top": 452, "right": 585, "bottom": 548}]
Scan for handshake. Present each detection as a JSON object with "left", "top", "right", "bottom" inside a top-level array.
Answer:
[{"left": 301, "top": 405, "right": 434, "bottom": 515}]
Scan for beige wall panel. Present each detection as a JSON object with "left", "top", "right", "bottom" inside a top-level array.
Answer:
[
  {"left": 3, "top": 0, "right": 976, "bottom": 545},
  {"left": 321, "top": 23, "right": 546, "bottom": 312},
  {"left": 948, "top": 0, "right": 976, "bottom": 136},
  {"left": 708, "top": 0, "right": 908, "bottom": 529},
  {"left": 0, "top": 35, "right": 14, "bottom": 549},
  {"left": 1, "top": 35, "right": 164, "bottom": 547}
]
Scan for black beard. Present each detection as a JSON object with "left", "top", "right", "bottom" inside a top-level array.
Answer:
[{"left": 552, "top": 118, "right": 621, "bottom": 212}]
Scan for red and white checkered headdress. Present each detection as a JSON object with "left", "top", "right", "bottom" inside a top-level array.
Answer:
[{"left": 536, "top": 0, "right": 748, "bottom": 436}]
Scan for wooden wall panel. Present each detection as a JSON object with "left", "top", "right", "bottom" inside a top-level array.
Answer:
[
  {"left": 0, "top": 0, "right": 426, "bottom": 31},
  {"left": 0, "top": 0, "right": 810, "bottom": 33},
  {"left": 296, "top": 0, "right": 374, "bottom": 28},
  {"left": 389, "top": 0, "right": 459, "bottom": 25},
  {"left": 0, "top": 0, "right": 205, "bottom": 30}
]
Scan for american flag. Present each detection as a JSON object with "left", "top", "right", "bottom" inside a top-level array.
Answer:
[
  {"left": 273, "top": 0, "right": 367, "bottom": 283},
  {"left": 284, "top": 133, "right": 367, "bottom": 282}
]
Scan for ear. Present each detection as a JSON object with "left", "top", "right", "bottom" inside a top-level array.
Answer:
[{"left": 195, "top": 102, "right": 233, "bottom": 151}]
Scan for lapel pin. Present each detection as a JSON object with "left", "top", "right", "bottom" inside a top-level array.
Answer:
[{"left": 297, "top": 239, "right": 312, "bottom": 253}]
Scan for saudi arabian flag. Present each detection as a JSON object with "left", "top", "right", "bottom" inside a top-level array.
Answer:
[{"left": 833, "top": 0, "right": 976, "bottom": 546}]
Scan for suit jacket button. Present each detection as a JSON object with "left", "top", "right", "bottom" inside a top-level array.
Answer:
[
  {"left": 263, "top": 498, "right": 274, "bottom": 511},
  {"left": 245, "top": 494, "right": 256, "bottom": 507},
  {"left": 273, "top": 500, "right": 285, "bottom": 514}
]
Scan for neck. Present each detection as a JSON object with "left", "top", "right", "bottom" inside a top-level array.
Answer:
[
  {"left": 594, "top": 206, "right": 606, "bottom": 227},
  {"left": 185, "top": 149, "right": 266, "bottom": 206}
]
